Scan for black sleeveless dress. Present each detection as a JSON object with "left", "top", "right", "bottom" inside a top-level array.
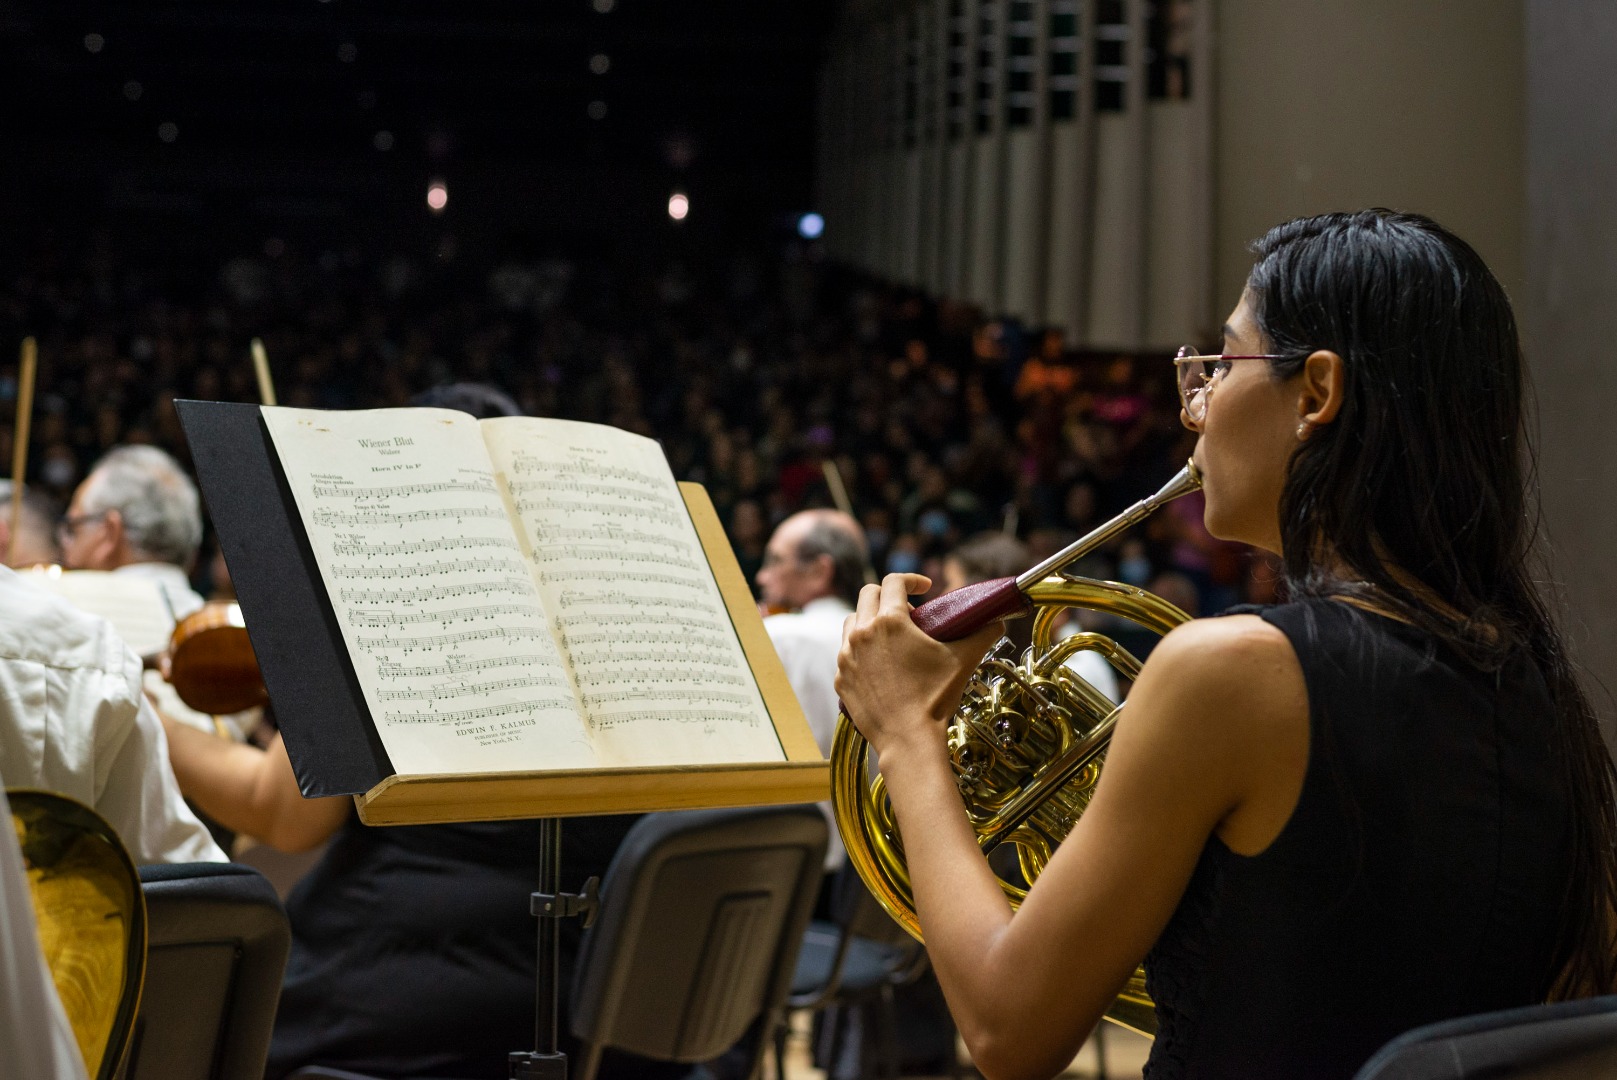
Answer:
[{"left": 1143, "top": 599, "right": 1574, "bottom": 1080}]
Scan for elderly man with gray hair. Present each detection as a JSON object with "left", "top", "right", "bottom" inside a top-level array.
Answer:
[
  {"left": 756, "top": 508, "right": 868, "bottom": 871},
  {"left": 60, "top": 444, "right": 206, "bottom": 618},
  {"left": 59, "top": 445, "right": 256, "bottom": 744}
]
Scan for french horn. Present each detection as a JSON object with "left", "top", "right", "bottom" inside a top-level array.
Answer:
[{"left": 830, "top": 461, "right": 1203, "bottom": 1037}]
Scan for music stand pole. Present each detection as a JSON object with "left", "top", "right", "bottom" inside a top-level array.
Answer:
[{"left": 511, "top": 818, "right": 598, "bottom": 1080}]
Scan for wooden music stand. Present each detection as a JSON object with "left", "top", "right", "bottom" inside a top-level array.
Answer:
[{"left": 175, "top": 400, "right": 829, "bottom": 1079}]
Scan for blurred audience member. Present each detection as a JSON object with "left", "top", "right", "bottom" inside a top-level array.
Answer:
[
  {"left": 0, "top": 482, "right": 61, "bottom": 568},
  {"left": 758, "top": 508, "right": 867, "bottom": 871},
  {"left": 944, "top": 531, "right": 1119, "bottom": 703}
]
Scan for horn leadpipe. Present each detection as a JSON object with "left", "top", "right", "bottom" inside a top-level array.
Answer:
[{"left": 909, "top": 460, "right": 1202, "bottom": 644}]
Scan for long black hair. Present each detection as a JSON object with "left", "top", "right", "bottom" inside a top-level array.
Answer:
[{"left": 1246, "top": 209, "right": 1617, "bottom": 997}]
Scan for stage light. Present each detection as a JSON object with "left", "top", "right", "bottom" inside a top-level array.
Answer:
[
  {"left": 338, "top": 42, "right": 357, "bottom": 63},
  {"left": 668, "top": 192, "right": 690, "bottom": 221},
  {"left": 590, "top": 53, "right": 611, "bottom": 75},
  {"left": 123, "top": 81, "right": 142, "bottom": 101},
  {"left": 592, "top": 0, "right": 616, "bottom": 12},
  {"left": 587, "top": 100, "right": 608, "bottom": 120},
  {"left": 158, "top": 121, "right": 178, "bottom": 143},
  {"left": 84, "top": 33, "right": 105, "bottom": 54},
  {"left": 374, "top": 130, "right": 394, "bottom": 151},
  {"left": 427, "top": 181, "right": 448, "bottom": 213},
  {"left": 797, "top": 213, "right": 825, "bottom": 240}
]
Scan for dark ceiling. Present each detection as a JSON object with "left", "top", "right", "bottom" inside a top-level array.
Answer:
[{"left": 0, "top": 0, "right": 838, "bottom": 248}]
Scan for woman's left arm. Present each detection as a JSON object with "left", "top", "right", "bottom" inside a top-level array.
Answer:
[{"left": 838, "top": 575, "right": 1307, "bottom": 1080}]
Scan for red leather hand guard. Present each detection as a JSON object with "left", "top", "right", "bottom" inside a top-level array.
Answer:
[{"left": 910, "top": 576, "right": 1032, "bottom": 642}]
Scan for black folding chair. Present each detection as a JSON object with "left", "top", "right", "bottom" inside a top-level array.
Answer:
[
  {"left": 117, "top": 862, "right": 291, "bottom": 1080},
  {"left": 569, "top": 804, "right": 828, "bottom": 1080},
  {"left": 776, "top": 863, "right": 955, "bottom": 1080},
  {"left": 1353, "top": 995, "right": 1617, "bottom": 1080}
]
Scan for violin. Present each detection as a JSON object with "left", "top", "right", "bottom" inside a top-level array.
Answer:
[{"left": 163, "top": 602, "right": 269, "bottom": 716}]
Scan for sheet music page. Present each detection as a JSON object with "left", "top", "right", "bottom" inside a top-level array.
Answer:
[
  {"left": 260, "top": 406, "right": 596, "bottom": 775},
  {"left": 19, "top": 568, "right": 173, "bottom": 658},
  {"left": 479, "top": 417, "right": 785, "bottom": 767}
]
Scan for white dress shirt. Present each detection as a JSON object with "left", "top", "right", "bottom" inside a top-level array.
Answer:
[
  {"left": 0, "top": 566, "right": 224, "bottom": 865},
  {"left": 764, "top": 595, "right": 852, "bottom": 870},
  {"left": 114, "top": 562, "right": 256, "bottom": 743}
]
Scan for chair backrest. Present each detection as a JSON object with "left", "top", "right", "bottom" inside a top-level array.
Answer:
[
  {"left": 117, "top": 862, "right": 291, "bottom": 1080},
  {"left": 570, "top": 804, "right": 828, "bottom": 1064},
  {"left": 1353, "top": 995, "right": 1617, "bottom": 1080}
]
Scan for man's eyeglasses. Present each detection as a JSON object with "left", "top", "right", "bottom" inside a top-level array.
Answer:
[
  {"left": 56, "top": 510, "right": 109, "bottom": 543},
  {"left": 1172, "top": 346, "right": 1287, "bottom": 424}
]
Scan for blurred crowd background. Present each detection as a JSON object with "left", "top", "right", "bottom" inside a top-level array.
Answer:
[{"left": 0, "top": 231, "right": 1278, "bottom": 626}]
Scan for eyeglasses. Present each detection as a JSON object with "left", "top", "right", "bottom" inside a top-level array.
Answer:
[
  {"left": 1172, "top": 346, "right": 1288, "bottom": 423},
  {"left": 56, "top": 510, "right": 108, "bottom": 543}
]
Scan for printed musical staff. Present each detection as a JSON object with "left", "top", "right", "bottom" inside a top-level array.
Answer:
[
  {"left": 383, "top": 698, "right": 575, "bottom": 726},
  {"left": 355, "top": 625, "right": 552, "bottom": 652},
  {"left": 313, "top": 505, "right": 507, "bottom": 527},
  {"left": 526, "top": 525, "right": 686, "bottom": 552},
  {"left": 348, "top": 603, "right": 532, "bottom": 628},
  {"left": 330, "top": 556, "right": 531, "bottom": 581},
  {"left": 311, "top": 478, "right": 497, "bottom": 500},
  {"left": 513, "top": 495, "right": 684, "bottom": 530},
  {"left": 377, "top": 654, "right": 550, "bottom": 679},
  {"left": 338, "top": 578, "right": 533, "bottom": 606},
  {"left": 331, "top": 536, "right": 519, "bottom": 559},
  {"left": 509, "top": 455, "right": 664, "bottom": 489},
  {"left": 376, "top": 674, "right": 565, "bottom": 703},
  {"left": 537, "top": 569, "right": 702, "bottom": 591}
]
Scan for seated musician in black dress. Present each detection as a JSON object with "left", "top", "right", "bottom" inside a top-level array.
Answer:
[{"left": 835, "top": 210, "right": 1617, "bottom": 1080}]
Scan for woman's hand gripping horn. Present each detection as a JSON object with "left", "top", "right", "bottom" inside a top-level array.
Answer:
[{"left": 836, "top": 574, "right": 1030, "bottom": 762}]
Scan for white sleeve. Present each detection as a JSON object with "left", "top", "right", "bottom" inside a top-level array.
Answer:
[
  {"left": 0, "top": 788, "right": 91, "bottom": 1080},
  {"left": 92, "top": 652, "right": 226, "bottom": 866}
]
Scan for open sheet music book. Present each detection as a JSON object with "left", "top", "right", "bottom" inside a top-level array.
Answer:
[{"left": 260, "top": 406, "right": 790, "bottom": 779}]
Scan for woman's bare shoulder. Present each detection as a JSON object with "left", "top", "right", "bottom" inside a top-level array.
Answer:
[
  {"left": 1127, "top": 614, "right": 1307, "bottom": 752},
  {"left": 1151, "top": 612, "right": 1296, "bottom": 667}
]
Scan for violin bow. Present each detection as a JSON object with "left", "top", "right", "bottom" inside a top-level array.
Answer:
[
  {"left": 9, "top": 337, "right": 37, "bottom": 567},
  {"left": 250, "top": 337, "right": 278, "bottom": 406}
]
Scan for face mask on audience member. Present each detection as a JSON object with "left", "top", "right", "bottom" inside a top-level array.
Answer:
[
  {"left": 42, "top": 456, "right": 76, "bottom": 489},
  {"left": 1119, "top": 553, "right": 1153, "bottom": 586},
  {"left": 887, "top": 548, "right": 921, "bottom": 575}
]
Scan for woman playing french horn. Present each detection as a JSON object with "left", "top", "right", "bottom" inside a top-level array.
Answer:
[{"left": 835, "top": 210, "right": 1617, "bottom": 1080}]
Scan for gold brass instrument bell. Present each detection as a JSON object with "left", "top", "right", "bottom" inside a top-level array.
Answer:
[
  {"left": 10, "top": 789, "right": 147, "bottom": 1079},
  {"left": 830, "top": 461, "right": 1203, "bottom": 1037}
]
